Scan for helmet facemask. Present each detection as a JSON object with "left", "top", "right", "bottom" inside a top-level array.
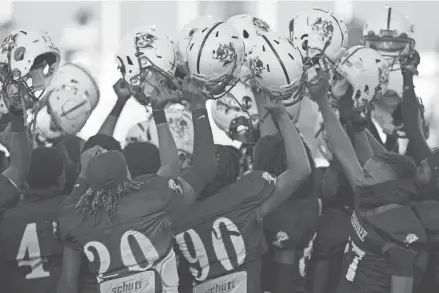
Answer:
[{"left": 363, "top": 32, "right": 415, "bottom": 71}]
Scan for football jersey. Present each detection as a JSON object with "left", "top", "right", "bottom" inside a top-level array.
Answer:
[
  {"left": 0, "top": 192, "right": 66, "bottom": 293},
  {"left": 59, "top": 175, "right": 183, "bottom": 293},
  {"left": 306, "top": 207, "right": 351, "bottom": 293},
  {"left": 261, "top": 197, "right": 320, "bottom": 293},
  {"left": 0, "top": 174, "right": 21, "bottom": 219},
  {"left": 411, "top": 200, "right": 439, "bottom": 292},
  {"left": 172, "top": 171, "right": 277, "bottom": 293},
  {"left": 337, "top": 205, "right": 426, "bottom": 293}
]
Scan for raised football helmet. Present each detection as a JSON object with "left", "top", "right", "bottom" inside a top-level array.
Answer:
[
  {"left": 330, "top": 46, "right": 389, "bottom": 118},
  {"left": 186, "top": 21, "right": 245, "bottom": 99},
  {"left": 248, "top": 31, "right": 306, "bottom": 106},
  {"left": 116, "top": 26, "right": 179, "bottom": 105},
  {"left": 0, "top": 28, "right": 61, "bottom": 114},
  {"left": 289, "top": 8, "right": 348, "bottom": 77},
  {"left": 175, "top": 15, "right": 217, "bottom": 76},
  {"left": 228, "top": 14, "right": 272, "bottom": 82},
  {"left": 33, "top": 63, "right": 99, "bottom": 141},
  {"left": 211, "top": 81, "right": 259, "bottom": 144},
  {"left": 363, "top": 6, "right": 415, "bottom": 71},
  {"left": 126, "top": 119, "right": 153, "bottom": 144}
]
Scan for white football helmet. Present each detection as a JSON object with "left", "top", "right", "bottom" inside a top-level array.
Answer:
[
  {"left": 331, "top": 46, "right": 389, "bottom": 118},
  {"left": 289, "top": 9, "right": 348, "bottom": 74},
  {"left": 211, "top": 81, "right": 259, "bottom": 143},
  {"left": 126, "top": 119, "right": 153, "bottom": 144},
  {"left": 175, "top": 15, "right": 217, "bottom": 74},
  {"left": 227, "top": 14, "right": 272, "bottom": 82},
  {"left": 116, "top": 26, "right": 179, "bottom": 105},
  {"left": 363, "top": 6, "right": 415, "bottom": 71},
  {"left": 34, "top": 63, "right": 99, "bottom": 141},
  {"left": 0, "top": 28, "right": 61, "bottom": 113},
  {"left": 248, "top": 32, "right": 306, "bottom": 106},
  {"left": 186, "top": 21, "right": 245, "bottom": 99}
]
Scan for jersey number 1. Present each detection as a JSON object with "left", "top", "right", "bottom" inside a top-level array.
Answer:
[{"left": 16, "top": 223, "right": 51, "bottom": 279}]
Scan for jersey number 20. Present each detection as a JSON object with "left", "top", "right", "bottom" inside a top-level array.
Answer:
[{"left": 344, "top": 237, "right": 365, "bottom": 282}]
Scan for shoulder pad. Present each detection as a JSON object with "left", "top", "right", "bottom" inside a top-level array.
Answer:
[{"left": 365, "top": 205, "right": 426, "bottom": 246}]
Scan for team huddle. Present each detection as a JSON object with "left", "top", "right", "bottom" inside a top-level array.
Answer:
[{"left": 0, "top": 5, "right": 436, "bottom": 293}]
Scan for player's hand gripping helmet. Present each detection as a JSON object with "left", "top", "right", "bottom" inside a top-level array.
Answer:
[
  {"left": 330, "top": 46, "right": 389, "bottom": 118},
  {"left": 289, "top": 8, "right": 348, "bottom": 82},
  {"left": 175, "top": 15, "right": 217, "bottom": 77},
  {"left": 186, "top": 21, "right": 245, "bottom": 99},
  {"left": 0, "top": 28, "right": 61, "bottom": 114},
  {"left": 33, "top": 63, "right": 99, "bottom": 143},
  {"left": 227, "top": 14, "right": 272, "bottom": 84},
  {"left": 362, "top": 6, "right": 415, "bottom": 71},
  {"left": 211, "top": 81, "right": 259, "bottom": 144},
  {"left": 116, "top": 26, "right": 179, "bottom": 106},
  {"left": 248, "top": 32, "right": 306, "bottom": 106}
]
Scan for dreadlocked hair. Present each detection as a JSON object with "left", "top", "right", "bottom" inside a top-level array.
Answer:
[{"left": 75, "top": 179, "right": 143, "bottom": 224}]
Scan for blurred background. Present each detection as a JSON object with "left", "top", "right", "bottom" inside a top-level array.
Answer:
[{"left": 1, "top": 1, "right": 439, "bottom": 152}]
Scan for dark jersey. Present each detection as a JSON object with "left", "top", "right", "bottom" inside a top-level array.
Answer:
[
  {"left": 306, "top": 207, "right": 351, "bottom": 293},
  {"left": 59, "top": 175, "right": 183, "bottom": 293},
  {"left": 337, "top": 205, "right": 426, "bottom": 293},
  {"left": 261, "top": 197, "right": 320, "bottom": 293},
  {"left": 0, "top": 174, "right": 21, "bottom": 219},
  {"left": 411, "top": 200, "right": 439, "bottom": 292},
  {"left": 171, "top": 171, "right": 277, "bottom": 293},
  {"left": 0, "top": 193, "right": 66, "bottom": 293}
]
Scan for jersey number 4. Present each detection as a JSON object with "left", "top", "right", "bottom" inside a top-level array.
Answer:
[
  {"left": 344, "top": 237, "right": 365, "bottom": 282},
  {"left": 16, "top": 223, "right": 51, "bottom": 279},
  {"left": 175, "top": 217, "right": 246, "bottom": 282}
]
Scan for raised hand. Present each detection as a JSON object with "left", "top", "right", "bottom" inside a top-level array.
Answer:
[
  {"left": 181, "top": 76, "right": 206, "bottom": 108},
  {"left": 113, "top": 78, "right": 132, "bottom": 103},
  {"left": 400, "top": 50, "right": 420, "bottom": 76}
]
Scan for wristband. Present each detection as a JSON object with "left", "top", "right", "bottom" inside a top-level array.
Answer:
[
  {"left": 152, "top": 110, "right": 167, "bottom": 125},
  {"left": 192, "top": 108, "right": 208, "bottom": 120},
  {"left": 9, "top": 113, "right": 25, "bottom": 133},
  {"left": 110, "top": 100, "right": 126, "bottom": 117},
  {"left": 402, "top": 72, "right": 415, "bottom": 88}
]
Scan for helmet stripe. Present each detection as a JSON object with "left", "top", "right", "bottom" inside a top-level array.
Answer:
[
  {"left": 197, "top": 21, "right": 224, "bottom": 74},
  {"left": 261, "top": 35, "right": 290, "bottom": 85}
]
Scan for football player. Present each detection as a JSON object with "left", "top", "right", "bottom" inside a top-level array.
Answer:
[
  {"left": 172, "top": 30, "right": 311, "bottom": 293},
  {"left": 0, "top": 28, "right": 57, "bottom": 217},
  {"left": 123, "top": 142, "right": 161, "bottom": 177},
  {"left": 0, "top": 147, "right": 67, "bottom": 293},
  {"left": 248, "top": 30, "right": 319, "bottom": 293},
  {"left": 311, "top": 47, "right": 426, "bottom": 293},
  {"left": 57, "top": 53, "right": 218, "bottom": 293}
]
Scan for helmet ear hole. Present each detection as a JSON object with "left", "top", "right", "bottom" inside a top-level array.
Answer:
[
  {"left": 14, "top": 47, "right": 25, "bottom": 61},
  {"left": 243, "top": 30, "right": 249, "bottom": 39}
]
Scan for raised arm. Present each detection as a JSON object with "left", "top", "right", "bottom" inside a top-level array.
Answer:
[
  {"left": 176, "top": 78, "right": 217, "bottom": 203},
  {"left": 98, "top": 79, "right": 131, "bottom": 136},
  {"left": 400, "top": 51, "right": 431, "bottom": 164},
  {"left": 3, "top": 111, "right": 31, "bottom": 188},
  {"left": 254, "top": 87, "right": 279, "bottom": 137},
  {"left": 150, "top": 86, "right": 181, "bottom": 178},
  {"left": 311, "top": 79, "right": 363, "bottom": 192},
  {"left": 258, "top": 102, "right": 311, "bottom": 217}
]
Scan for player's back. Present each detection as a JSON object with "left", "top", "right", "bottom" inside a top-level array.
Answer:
[
  {"left": 411, "top": 200, "right": 439, "bottom": 292},
  {"left": 172, "top": 171, "right": 276, "bottom": 293},
  {"left": 0, "top": 194, "right": 67, "bottom": 293},
  {"left": 337, "top": 205, "right": 426, "bottom": 293},
  {"left": 60, "top": 175, "right": 180, "bottom": 293}
]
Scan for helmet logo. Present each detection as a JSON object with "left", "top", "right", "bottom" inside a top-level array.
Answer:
[
  {"left": 213, "top": 42, "right": 237, "bottom": 67},
  {"left": 1, "top": 33, "right": 19, "bottom": 53},
  {"left": 252, "top": 17, "right": 271, "bottom": 33},
  {"left": 134, "top": 32, "right": 158, "bottom": 49},
  {"left": 249, "top": 56, "right": 265, "bottom": 79},
  {"left": 311, "top": 17, "right": 334, "bottom": 43},
  {"left": 168, "top": 116, "right": 188, "bottom": 139}
]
